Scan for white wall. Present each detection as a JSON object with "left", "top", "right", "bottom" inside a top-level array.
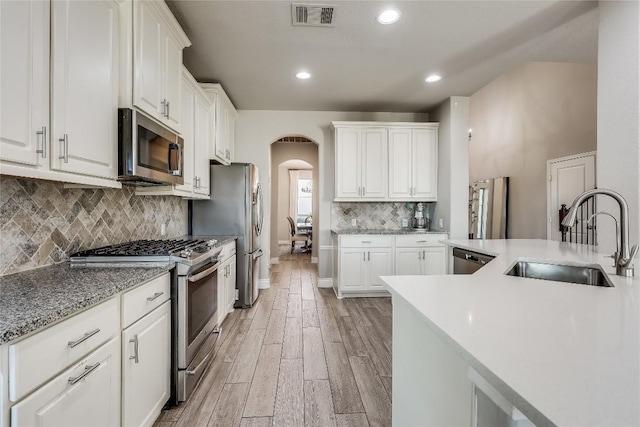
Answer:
[
  {"left": 234, "top": 110, "right": 428, "bottom": 281},
  {"left": 597, "top": 1, "right": 640, "bottom": 254},
  {"left": 430, "top": 97, "right": 470, "bottom": 239}
]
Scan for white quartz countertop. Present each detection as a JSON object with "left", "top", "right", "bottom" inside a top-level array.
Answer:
[{"left": 381, "top": 239, "right": 639, "bottom": 427}]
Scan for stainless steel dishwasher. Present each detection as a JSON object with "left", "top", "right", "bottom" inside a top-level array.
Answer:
[{"left": 453, "top": 248, "right": 495, "bottom": 274}]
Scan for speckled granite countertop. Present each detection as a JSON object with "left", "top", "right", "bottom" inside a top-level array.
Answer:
[
  {"left": 331, "top": 228, "right": 449, "bottom": 235},
  {"left": 0, "top": 264, "right": 173, "bottom": 344}
]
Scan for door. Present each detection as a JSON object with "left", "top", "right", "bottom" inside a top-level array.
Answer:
[
  {"left": 164, "top": 32, "right": 182, "bottom": 131},
  {"left": 361, "top": 128, "right": 388, "bottom": 199},
  {"left": 122, "top": 302, "right": 170, "bottom": 427},
  {"left": 50, "top": 0, "right": 119, "bottom": 178},
  {"left": 413, "top": 129, "right": 438, "bottom": 200},
  {"left": 547, "top": 152, "right": 596, "bottom": 241},
  {"left": 176, "top": 74, "right": 195, "bottom": 193},
  {"left": 395, "top": 248, "right": 422, "bottom": 275},
  {"left": 367, "top": 248, "right": 393, "bottom": 290},
  {"left": 339, "top": 249, "right": 366, "bottom": 291},
  {"left": 0, "top": 0, "right": 49, "bottom": 167},
  {"left": 11, "top": 338, "right": 120, "bottom": 427},
  {"left": 134, "top": 0, "right": 164, "bottom": 120},
  {"left": 335, "top": 128, "right": 361, "bottom": 198},
  {"left": 388, "top": 129, "right": 413, "bottom": 199}
]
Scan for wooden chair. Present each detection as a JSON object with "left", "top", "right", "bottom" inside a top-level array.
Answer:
[{"left": 287, "top": 216, "right": 310, "bottom": 253}]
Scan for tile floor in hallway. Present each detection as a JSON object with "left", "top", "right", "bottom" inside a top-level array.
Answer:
[{"left": 154, "top": 246, "right": 392, "bottom": 427}]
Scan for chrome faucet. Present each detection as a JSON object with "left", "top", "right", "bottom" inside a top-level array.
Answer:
[{"left": 562, "top": 188, "right": 638, "bottom": 277}]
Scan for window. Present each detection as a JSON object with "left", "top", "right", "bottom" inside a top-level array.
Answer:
[{"left": 297, "top": 179, "right": 312, "bottom": 224}]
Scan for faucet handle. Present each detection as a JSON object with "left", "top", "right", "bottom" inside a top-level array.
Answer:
[{"left": 619, "top": 245, "right": 638, "bottom": 268}]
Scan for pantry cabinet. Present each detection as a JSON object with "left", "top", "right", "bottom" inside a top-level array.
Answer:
[
  {"left": 133, "top": 0, "right": 188, "bottom": 132},
  {"left": 334, "top": 126, "right": 388, "bottom": 200},
  {"left": 0, "top": 0, "right": 121, "bottom": 188},
  {"left": 200, "top": 84, "right": 237, "bottom": 165},
  {"left": 388, "top": 126, "right": 438, "bottom": 200}
]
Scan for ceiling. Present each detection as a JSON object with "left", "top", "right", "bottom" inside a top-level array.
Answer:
[{"left": 167, "top": 0, "right": 598, "bottom": 113}]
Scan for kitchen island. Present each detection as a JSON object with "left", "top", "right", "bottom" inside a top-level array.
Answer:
[{"left": 381, "top": 239, "right": 639, "bottom": 427}]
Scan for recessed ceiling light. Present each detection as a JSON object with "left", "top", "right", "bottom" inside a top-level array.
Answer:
[
  {"left": 425, "top": 74, "right": 442, "bottom": 83},
  {"left": 377, "top": 9, "right": 400, "bottom": 25},
  {"left": 296, "top": 71, "right": 311, "bottom": 80}
]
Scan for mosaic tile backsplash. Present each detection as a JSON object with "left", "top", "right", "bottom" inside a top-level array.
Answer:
[
  {"left": 332, "top": 202, "right": 435, "bottom": 230},
  {"left": 0, "top": 177, "right": 187, "bottom": 276}
]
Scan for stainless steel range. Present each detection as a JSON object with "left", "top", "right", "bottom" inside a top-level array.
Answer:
[{"left": 70, "top": 237, "right": 223, "bottom": 403}]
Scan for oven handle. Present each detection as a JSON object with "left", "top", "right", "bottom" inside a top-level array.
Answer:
[{"left": 187, "top": 262, "right": 219, "bottom": 282}]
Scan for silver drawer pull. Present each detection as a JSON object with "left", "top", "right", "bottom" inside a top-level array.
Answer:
[
  {"left": 36, "top": 126, "right": 47, "bottom": 158},
  {"left": 416, "top": 240, "right": 427, "bottom": 243},
  {"left": 147, "top": 292, "right": 164, "bottom": 302},
  {"left": 361, "top": 241, "right": 372, "bottom": 243},
  {"left": 68, "top": 328, "right": 100, "bottom": 348},
  {"left": 68, "top": 362, "right": 100, "bottom": 385}
]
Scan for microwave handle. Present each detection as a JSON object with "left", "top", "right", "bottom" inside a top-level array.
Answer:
[{"left": 168, "top": 143, "right": 182, "bottom": 176}]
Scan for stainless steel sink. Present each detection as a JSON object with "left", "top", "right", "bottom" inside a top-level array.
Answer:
[{"left": 505, "top": 260, "right": 614, "bottom": 287}]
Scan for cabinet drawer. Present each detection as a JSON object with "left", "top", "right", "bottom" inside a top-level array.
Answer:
[
  {"left": 121, "top": 273, "right": 170, "bottom": 328},
  {"left": 340, "top": 235, "right": 393, "bottom": 248},
  {"left": 11, "top": 337, "right": 120, "bottom": 427},
  {"left": 8, "top": 298, "right": 119, "bottom": 402},
  {"left": 395, "top": 234, "right": 447, "bottom": 247},
  {"left": 218, "top": 241, "right": 236, "bottom": 262}
]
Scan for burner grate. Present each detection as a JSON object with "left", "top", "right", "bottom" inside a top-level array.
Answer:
[{"left": 72, "top": 239, "right": 210, "bottom": 257}]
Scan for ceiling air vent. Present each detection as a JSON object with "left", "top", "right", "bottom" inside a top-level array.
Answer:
[{"left": 292, "top": 3, "right": 336, "bottom": 27}]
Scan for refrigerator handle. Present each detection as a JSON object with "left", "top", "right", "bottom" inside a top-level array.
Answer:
[{"left": 253, "top": 249, "right": 264, "bottom": 259}]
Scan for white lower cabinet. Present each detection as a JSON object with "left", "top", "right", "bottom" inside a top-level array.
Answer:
[
  {"left": 394, "top": 234, "right": 447, "bottom": 276},
  {"left": 217, "top": 241, "right": 237, "bottom": 324},
  {"left": 10, "top": 337, "right": 121, "bottom": 427},
  {"left": 121, "top": 301, "right": 170, "bottom": 427}
]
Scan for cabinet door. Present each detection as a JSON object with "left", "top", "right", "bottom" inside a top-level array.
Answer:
[
  {"left": 194, "top": 94, "right": 212, "bottom": 196},
  {"left": 11, "top": 337, "right": 120, "bottom": 427},
  {"left": 413, "top": 129, "right": 438, "bottom": 200},
  {"left": 366, "top": 248, "right": 393, "bottom": 290},
  {"left": 163, "top": 32, "right": 182, "bottom": 131},
  {"left": 0, "top": 0, "right": 49, "bottom": 167},
  {"left": 227, "top": 112, "right": 235, "bottom": 162},
  {"left": 217, "top": 263, "right": 227, "bottom": 325},
  {"left": 388, "top": 129, "right": 413, "bottom": 199},
  {"left": 226, "top": 256, "right": 237, "bottom": 313},
  {"left": 335, "top": 128, "right": 361, "bottom": 199},
  {"left": 50, "top": 0, "right": 119, "bottom": 178},
  {"left": 176, "top": 75, "right": 195, "bottom": 193},
  {"left": 339, "top": 249, "right": 366, "bottom": 291},
  {"left": 134, "top": 0, "right": 164, "bottom": 120},
  {"left": 361, "top": 128, "right": 388, "bottom": 199},
  {"left": 122, "top": 302, "right": 170, "bottom": 427},
  {"left": 215, "top": 99, "right": 229, "bottom": 164},
  {"left": 395, "top": 248, "right": 422, "bottom": 276},
  {"left": 422, "top": 247, "right": 446, "bottom": 275}
]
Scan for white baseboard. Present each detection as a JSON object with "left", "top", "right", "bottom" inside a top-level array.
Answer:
[
  {"left": 270, "top": 257, "right": 280, "bottom": 264},
  {"left": 317, "top": 278, "right": 333, "bottom": 288},
  {"left": 258, "top": 279, "right": 270, "bottom": 289},
  {"left": 311, "top": 257, "right": 318, "bottom": 264}
]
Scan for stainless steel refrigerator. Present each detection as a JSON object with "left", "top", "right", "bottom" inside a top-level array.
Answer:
[{"left": 189, "top": 163, "right": 264, "bottom": 308}]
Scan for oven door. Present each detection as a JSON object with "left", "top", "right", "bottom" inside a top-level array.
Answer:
[{"left": 177, "top": 260, "right": 219, "bottom": 369}]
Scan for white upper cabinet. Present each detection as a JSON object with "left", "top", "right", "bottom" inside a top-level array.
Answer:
[
  {"left": 0, "top": 0, "right": 49, "bottom": 167},
  {"left": 194, "top": 92, "right": 212, "bottom": 196},
  {"left": 334, "top": 125, "right": 388, "bottom": 200},
  {"left": 132, "top": 0, "right": 190, "bottom": 132},
  {"left": 388, "top": 125, "right": 438, "bottom": 201},
  {"left": 200, "top": 83, "right": 237, "bottom": 165},
  {"left": 0, "top": 0, "right": 121, "bottom": 187},
  {"left": 50, "top": 0, "right": 119, "bottom": 178}
]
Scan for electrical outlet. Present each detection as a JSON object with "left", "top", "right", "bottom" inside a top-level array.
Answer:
[
  {"left": 160, "top": 223, "right": 167, "bottom": 236},
  {"left": 351, "top": 218, "right": 357, "bottom": 226},
  {"left": 402, "top": 218, "right": 409, "bottom": 227},
  {"left": 438, "top": 218, "right": 444, "bottom": 229}
]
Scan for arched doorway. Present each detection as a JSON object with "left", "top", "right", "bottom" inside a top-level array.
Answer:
[{"left": 269, "top": 136, "right": 319, "bottom": 263}]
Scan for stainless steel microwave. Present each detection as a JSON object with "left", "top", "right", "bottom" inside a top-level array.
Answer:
[{"left": 118, "top": 108, "right": 184, "bottom": 186}]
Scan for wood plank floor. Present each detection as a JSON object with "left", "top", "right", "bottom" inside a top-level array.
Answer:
[{"left": 155, "top": 247, "right": 392, "bottom": 427}]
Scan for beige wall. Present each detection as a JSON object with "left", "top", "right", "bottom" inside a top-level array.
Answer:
[
  {"left": 270, "top": 142, "right": 318, "bottom": 260},
  {"left": 469, "top": 62, "right": 597, "bottom": 238}
]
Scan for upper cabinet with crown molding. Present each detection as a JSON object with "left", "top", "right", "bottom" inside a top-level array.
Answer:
[
  {"left": 0, "top": 0, "right": 122, "bottom": 188},
  {"left": 200, "top": 84, "right": 237, "bottom": 165}
]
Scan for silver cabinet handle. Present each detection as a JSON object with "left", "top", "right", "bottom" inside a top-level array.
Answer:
[
  {"left": 161, "top": 99, "right": 166, "bottom": 117},
  {"left": 368, "top": 251, "right": 370, "bottom": 261},
  {"left": 423, "top": 250, "right": 425, "bottom": 260},
  {"left": 129, "top": 335, "right": 139, "bottom": 364},
  {"left": 68, "top": 328, "right": 100, "bottom": 348},
  {"left": 68, "top": 362, "right": 101, "bottom": 385},
  {"left": 362, "top": 186, "right": 365, "bottom": 196},
  {"left": 363, "top": 252, "right": 366, "bottom": 261},
  {"left": 188, "top": 262, "right": 219, "bottom": 282},
  {"left": 59, "top": 134, "right": 68, "bottom": 163},
  {"left": 361, "top": 241, "right": 371, "bottom": 243},
  {"left": 36, "top": 126, "right": 47, "bottom": 158},
  {"left": 166, "top": 101, "right": 170, "bottom": 118},
  {"left": 416, "top": 240, "right": 427, "bottom": 243},
  {"left": 147, "top": 291, "right": 164, "bottom": 302}
]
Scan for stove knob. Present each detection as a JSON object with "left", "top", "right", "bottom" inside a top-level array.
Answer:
[
  {"left": 207, "top": 239, "right": 217, "bottom": 247},
  {"left": 180, "top": 249, "right": 192, "bottom": 258}
]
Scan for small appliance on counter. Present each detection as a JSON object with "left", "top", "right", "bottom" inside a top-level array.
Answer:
[{"left": 411, "top": 203, "right": 430, "bottom": 231}]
